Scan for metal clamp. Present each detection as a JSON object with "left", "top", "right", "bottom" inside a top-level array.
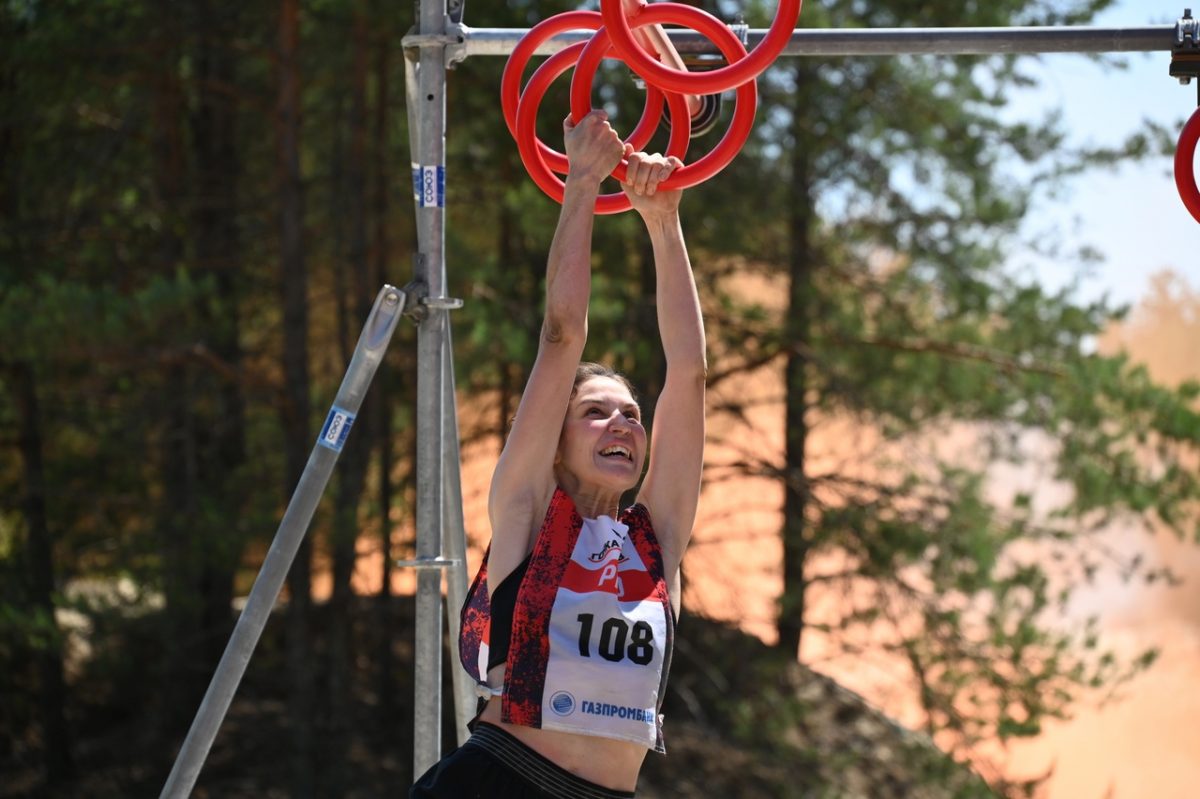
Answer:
[
  {"left": 1171, "top": 8, "right": 1200, "bottom": 87},
  {"left": 401, "top": 19, "right": 468, "bottom": 69},
  {"left": 401, "top": 30, "right": 458, "bottom": 48},
  {"left": 1176, "top": 8, "right": 1199, "bottom": 46},
  {"left": 398, "top": 279, "right": 463, "bottom": 321},
  {"left": 446, "top": 22, "right": 469, "bottom": 69}
]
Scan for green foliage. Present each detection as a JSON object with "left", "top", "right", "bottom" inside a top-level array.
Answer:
[
  {"left": 689, "top": 0, "right": 1197, "bottom": 775},
  {"left": 2, "top": 0, "right": 1197, "bottom": 795},
  {"left": 2, "top": 0, "right": 418, "bottom": 786},
  {"left": 440, "top": 4, "right": 1196, "bottom": 782}
]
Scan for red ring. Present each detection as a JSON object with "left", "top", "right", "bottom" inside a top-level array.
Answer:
[
  {"left": 568, "top": 34, "right": 692, "bottom": 186},
  {"left": 570, "top": 6, "right": 758, "bottom": 191},
  {"left": 1175, "top": 106, "right": 1200, "bottom": 224},
  {"left": 601, "top": 0, "right": 801, "bottom": 95},
  {"left": 515, "top": 44, "right": 690, "bottom": 214},
  {"left": 501, "top": 10, "right": 664, "bottom": 176}
]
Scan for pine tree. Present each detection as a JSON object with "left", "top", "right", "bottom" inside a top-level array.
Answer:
[{"left": 686, "top": 0, "right": 1200, "bottom": 757}]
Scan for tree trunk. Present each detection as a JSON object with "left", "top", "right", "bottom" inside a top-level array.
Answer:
[
  {"left": 327, "top": 3, "right": 374, "bottom": 785},
  {"left": 149, "top": 6, "right": 206, "bottom": 757},
  {"left": 0, "top": 11, "right": 25, "bottom": 261},
  {"left": 153, "top": 5, "right": 248, "bottom": 755},
  {"left": 371, "top": 21, "right": 398, "bottom": 722},
  {"left": 10, "top": 361, "right": 75, "bottom": 784},
  {"left": 777, "top": 61, "right": 818, "bottom": 659},
  {"left": 277, "top": 0, "right": 315, "bottom": 795},
  {"left": 158, "top": 359, "right": 199, "bottom": 697},
  {"left": 189, "top": 0, "right": 245, "bottom": 670},
  {"left": 1, "top": 14, "right": 73, "bottom": 786}
]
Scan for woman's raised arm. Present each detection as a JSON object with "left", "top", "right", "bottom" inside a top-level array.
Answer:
[
  {"left": 626, "top": 153, "right": 706, "bottom": 584},
  {"left": 487, "top": 112, "right": 625, "bottom": 556}
]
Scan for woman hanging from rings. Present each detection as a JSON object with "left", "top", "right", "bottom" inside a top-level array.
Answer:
[{"left": 410, "top": 109, "right": 706, "bottom": 798}]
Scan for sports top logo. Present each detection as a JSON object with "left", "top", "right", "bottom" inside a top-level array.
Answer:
[
  {"left": 588, "top": 538, "right": 629, "bottom": 564},
  {"left": 549, "top": 691, "right": 576, "bottom": 716}
]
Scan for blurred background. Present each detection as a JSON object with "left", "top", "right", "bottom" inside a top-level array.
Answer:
[{"left": 2, "top": 0, "right": 1198, "bottom": 797}]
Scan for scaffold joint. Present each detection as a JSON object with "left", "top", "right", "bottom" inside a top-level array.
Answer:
[
  {"left": 730, "top": 21, "right": 750, "bottom": 46},
  {"left": 397, "top": 278, "right": 463, "bottom": 317},
  {"left": 1171, "top": 8, "right": 1200, "bottom": 86},
  {"left": 1177, "top": 8, "right": 1199, "bottom": 46},
  {"left": 401, "top": 20, "right": 468, "bottom": 69},
  {"left": 422, "top": 296, "right": 464, "bottom": 310},
  {"left": 446, "top": 22, "right": 469, "bottom": 69},
  {"left": 400, "top": 278, "right": 428, "bottom": 322}
]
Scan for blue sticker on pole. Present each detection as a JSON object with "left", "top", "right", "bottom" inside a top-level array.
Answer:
[
  {"left": 412, "top": 164, "right": 445, "bottom": 208},
  {"left": 318, "top": 406, "right": 355, "bottom": 452}
]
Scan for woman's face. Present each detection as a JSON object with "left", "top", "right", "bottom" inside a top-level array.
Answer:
[{"left": 556, "top": 376, "right": 647, "bottom": 492}]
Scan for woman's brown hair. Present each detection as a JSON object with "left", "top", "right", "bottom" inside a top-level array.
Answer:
[{"left": 570, "top": 362, "right": 638, "bottom": 405}]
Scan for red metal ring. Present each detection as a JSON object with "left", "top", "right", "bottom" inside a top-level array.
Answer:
[
  {"left": 1175, "top": 106, "right": 1200, "bottom": 224},
  {"left": 570, "top": 5, "right": 757, "bottom": 191},
  {"left": 515, "top": 44, "right": 690, "bottom": 214},
  {"left": 600, "top": 0, "right": 801, "bottom": 95},
  {"left": 501, "top": 10, "right": 663, "bottom": 176},
  {"left": 568, "top": 33, "right": 692, "bottom": 186}
]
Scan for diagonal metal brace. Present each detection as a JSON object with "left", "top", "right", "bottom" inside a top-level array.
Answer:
[{"left": 158, "top": 285, "right": 406, "bottom": 799}]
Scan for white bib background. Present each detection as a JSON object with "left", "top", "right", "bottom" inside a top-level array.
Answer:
[{"left": 538, "top": 515, "right": 669, "bottom": 748}]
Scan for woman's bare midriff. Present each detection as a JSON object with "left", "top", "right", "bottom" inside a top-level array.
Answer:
[{"left": 477, "top": 696, "right": 647, "bottom": 791}]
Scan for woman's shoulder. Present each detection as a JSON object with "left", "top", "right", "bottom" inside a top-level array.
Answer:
[
  {"left": 490, "top": 475, "right": 558, "bottom": 523},
  {"left": 488, "top": 482, "right": 560, "bottom": 558}
]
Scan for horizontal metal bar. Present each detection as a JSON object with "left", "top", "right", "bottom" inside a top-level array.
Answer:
[
  {"left": 457, "top": 24, "right": 1174, "bottom": 58},
  {"left": 396, "top": 557, "right": 462, "bottom": 569}
]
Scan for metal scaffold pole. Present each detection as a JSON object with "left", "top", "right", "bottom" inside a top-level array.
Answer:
[
  {"left": 406, "top": 0, "right": 448, "bottom": 772},
  {"left": 401, "top": 0, "right": 473, "bottom": 779},
  {"left": 440, "top": 329, "right": 479, "bottom": 744},
  {"left": 451, "top": 24, "right": 1174, "bottom": 59}
]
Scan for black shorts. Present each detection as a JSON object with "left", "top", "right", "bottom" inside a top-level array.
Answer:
[{"left": 409, "top": 722, "right": 637, "bottom": 799}]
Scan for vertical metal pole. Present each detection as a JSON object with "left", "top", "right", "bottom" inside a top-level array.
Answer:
[
  {"left": 413, "top": 306, "right": 446, "bottom": 778},
  {"left": 409, "top": 0, "right": 449, "bottom": 778},
  {"left": 441, "top": 331, "right": 476, "bottom": 744}
]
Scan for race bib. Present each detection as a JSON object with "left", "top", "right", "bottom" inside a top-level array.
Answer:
[{"left": 538, "top": 516, "right": 668, "bottom": 747}]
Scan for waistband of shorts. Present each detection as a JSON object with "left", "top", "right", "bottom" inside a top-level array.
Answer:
[{"left": 465, "top": 721, "right": 636, "bottom": 799}]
